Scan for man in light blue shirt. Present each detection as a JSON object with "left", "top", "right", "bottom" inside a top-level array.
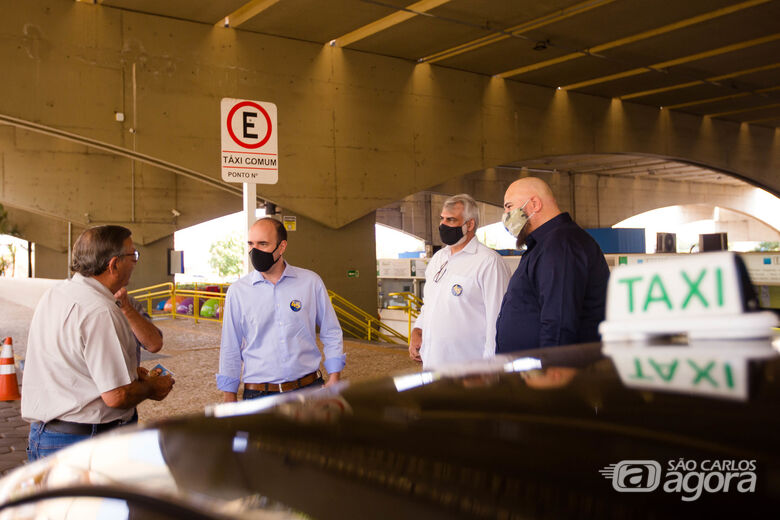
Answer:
[{"left": 217, "top": 217, "right": 345, "bottom": 401}]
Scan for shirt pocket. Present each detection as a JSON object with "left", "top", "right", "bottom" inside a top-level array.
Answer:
[{"left": 447, "top": 274, "right": 475, "bottom": 300}]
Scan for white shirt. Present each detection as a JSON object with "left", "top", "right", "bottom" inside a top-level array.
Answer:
[
  {"left": 414, "top": 237, "right": 511, "bottom": 370},
  {"left": 21, "top": 274, "right": 137, "bottom": 424}
]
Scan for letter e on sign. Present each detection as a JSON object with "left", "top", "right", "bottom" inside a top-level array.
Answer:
[{"left": 221, "top": 98, "right": 278, "bottom": 184}]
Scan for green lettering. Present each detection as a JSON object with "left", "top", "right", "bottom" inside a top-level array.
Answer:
[
  {"left": 681, "top": 269, "right": 708, "bottom": 309},
  {"left": 724, "top": 363, "right": 734, "bottom": 389},
  {"left": 618, "top": 276, "right": 643, "bottom": 313},
  {"left": 649, "top": 359, "right": 678, "bottom": 382},
  {"left": 688, "top": 360, "right": 717, "bottom": 387},
  {"left": 629, "top": 358, "right": 653, "bottom": 381},
  {"left": 643, "top": 274, "right": 673, "bottom": 312},
  {"left": 716, "top": 268, "right": 724, "bottom": 307}
]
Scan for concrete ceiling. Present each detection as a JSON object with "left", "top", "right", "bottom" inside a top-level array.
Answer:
[
  {"left": 499, "top": 154, "right": 753, "bottom": 187},
  {"left": 93, "top": 0, "right": 780, "bottom": 131}
]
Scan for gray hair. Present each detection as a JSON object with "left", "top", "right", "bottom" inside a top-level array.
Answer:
[
  {"left": 71, "top": 225, "right": 131, "bottom": 276},
  {"left": 443, "top": 194, "right": 479, "bottom": 228}
]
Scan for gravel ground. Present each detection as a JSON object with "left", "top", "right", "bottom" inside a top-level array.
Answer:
[{"left": 0, "top": 297, "right": 420, "bottom": 424}]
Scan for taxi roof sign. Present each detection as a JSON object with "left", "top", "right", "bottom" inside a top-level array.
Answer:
[
  {"left": 603, "top": 340, "right": 777, "bottom": 401},
  {"left": 599, "top": 252, "right": 778, "bottom": 341}
]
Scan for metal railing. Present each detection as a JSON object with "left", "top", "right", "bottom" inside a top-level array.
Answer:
[
  {"left": 328, "top": 291, "right": 408, "bottom": 345},
  {"left": 127, "top": 282, "right": 409, "bottom": 344},
  {"left": 128, "top": 283, "right": 226, "bottom": 323},
  {"left": 386, "top": 291, "right": 423, "bottom": 338}
]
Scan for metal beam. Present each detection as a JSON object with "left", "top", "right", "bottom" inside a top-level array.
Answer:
[
  {"left": 620, "top": 62, "right": 780, "bottom": 100},
  {"left": 332, "top": 0, "right": 450, "bottom": 48},
  {"left": 497, "top": 0, "right": 769, "bottom": 79},
  {"left": 663, "top": 85, "right": 780, "bottom": 110},
  {"left": 743, "top": 114, "right": 780, "bottom": 124},
  {"left": 216, "top": 0, "right": 280, "bottom": 28},
  {"left": 420, "top": 0, "right": 616, "bottom": 64},
  {"left": 706, "top": 102, "right": 780, "bottom": 118},
  {"left": 562, "top": 33, "right": 780, "bottom": 91}
]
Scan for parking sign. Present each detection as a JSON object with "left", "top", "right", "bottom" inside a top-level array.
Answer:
[{"left": 220, "top": 98, "right": 278, "bottom": 184}]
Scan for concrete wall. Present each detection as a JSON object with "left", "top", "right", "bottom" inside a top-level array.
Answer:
[
  {"left": 0, "top": 278, "right": 59, "bottom": 309},
  {"left": 281, "top": 211, "right": 377, "bottom": 316},
  {"left": 0, "top": 1, "right": 778, "bottom": 314},
  {"left": 34, "top": 243, "right": 68, "bottom": 280},
  {"left": 1, "top": 0, "right": 777, "bottom": 237},
  {"left": 434, "top": 169, "right": 779, "bottom": 231},
  {"left": 129, "top": 235, "right": 174, "bottom": 291}
]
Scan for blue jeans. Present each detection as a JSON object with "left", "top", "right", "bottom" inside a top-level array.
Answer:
[
  {"left": 242, "top": 377, "right": 324, "bottom": 400},
  {"left": 27, "top": 411, "right": 139, "bottom": 462}
]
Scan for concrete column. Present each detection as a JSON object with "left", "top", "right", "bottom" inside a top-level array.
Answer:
[
  {"left": 128, "top": 235, "right": 174, "bottom": 291},
  {"left": 281, "top": 211, "right": 377, "bottom": 315},
  {"left": 34, "top": 244, "right": 68, "bottom": 280}
]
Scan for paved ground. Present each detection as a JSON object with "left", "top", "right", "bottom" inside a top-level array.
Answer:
[
  {"left": 0, "top": 295, "right": 418, "bottom": 477},
  {"left": 0, "top": 297, "right": 33, "bottom": 475},
  {"left": 0, "top": 402, "right": 27, "bottom": 475}
]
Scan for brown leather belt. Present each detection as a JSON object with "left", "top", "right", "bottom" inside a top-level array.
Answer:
[{"left": 244, "top": 371, "right": 320, "bottom": 393}]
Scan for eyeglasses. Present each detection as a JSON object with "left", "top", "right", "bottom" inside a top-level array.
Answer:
[
  {"left": 433, "top": 260, "right": 448, "bottom": 283},
  {"left": 118, "top": 251, "right": 140, "bottom": 262}
]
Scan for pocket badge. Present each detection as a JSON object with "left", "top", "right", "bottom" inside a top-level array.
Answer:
[
  {"left": 290, "top": 299, "right": 302, "bottom": 312},
  {"left": 451, "top": 284, "right": 463, "bottom": 296}
]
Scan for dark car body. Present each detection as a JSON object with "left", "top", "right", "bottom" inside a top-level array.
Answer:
[{"left": 1, "top": 339, "right": 779, "bottom": 519}]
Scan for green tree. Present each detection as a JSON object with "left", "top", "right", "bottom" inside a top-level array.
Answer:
[
  {"left": 208, "top": 232, "right": 244, "bottom": 277},
  {"left": 0, "top": 204, "right": 19, "bottom": 236},
  {"left": 753, "top": 241, "right": 780, "bottom": 252},
  {"left": 0, "top": 204, "right": 20, "bottom": 277}
]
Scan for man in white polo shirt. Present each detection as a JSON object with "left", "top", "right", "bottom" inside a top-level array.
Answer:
[
  {"left": 409, "top": 194, "right": 511, "bottom": 370},
  {"left": 22, "top": 225, "right": 174, "bottom": 460}
]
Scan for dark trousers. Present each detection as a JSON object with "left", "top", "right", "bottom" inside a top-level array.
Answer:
[{"left": 27, "top": 410, "right": 139, "bottom": 462}]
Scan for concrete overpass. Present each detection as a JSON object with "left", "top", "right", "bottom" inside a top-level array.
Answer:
[{"left": 0, "top": 0, "right": 778, "bottom": 313}]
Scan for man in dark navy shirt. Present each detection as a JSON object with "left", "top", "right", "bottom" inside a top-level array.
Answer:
[{"left": 495, "top": 177, "right": 609, "bottom": 353}]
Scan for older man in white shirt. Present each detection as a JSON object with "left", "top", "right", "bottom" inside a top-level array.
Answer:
[
  {"left": 22, "top": 225, "right": 174, "bottom": 460},
  {"left": 409, "top": 194, "right": 511, "bottom": 370}
]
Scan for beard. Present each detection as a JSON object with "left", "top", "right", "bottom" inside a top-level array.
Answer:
[{"left": 516, "top": 225, "right": 530, "bottom": 249}]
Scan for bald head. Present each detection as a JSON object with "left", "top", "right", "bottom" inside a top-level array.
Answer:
[
  {"left": 505, "top": 177, "right": 555, "bottom": 207},
  {"left": 503, "top": 177, "right": 561, "bottom": 234},
  {"left": 251, "top": 217, "right": 287, "bottom": 243}
]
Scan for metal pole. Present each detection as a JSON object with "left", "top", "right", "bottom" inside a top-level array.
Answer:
[
  {"left": 131, "top": 62, "right": 137, "bottom": 223},
  {"left": 67, "top": 222, "right": 72, "bottom": 279},
  {"left": 243, "top": 183, "right": 257, "bottom": 274}
]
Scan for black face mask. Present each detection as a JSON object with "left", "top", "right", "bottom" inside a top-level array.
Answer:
[
  {"left": 249, "top": 242, "right": 281, "bottom": 272},
  {"left": 438, "top": 223, "right": 464, "bottom": 246}
]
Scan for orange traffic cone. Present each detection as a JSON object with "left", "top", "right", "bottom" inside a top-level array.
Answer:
[{"left": 0, "top": 337, "right": 21, "bottom": 401}]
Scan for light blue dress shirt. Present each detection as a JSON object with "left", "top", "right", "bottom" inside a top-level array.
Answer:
[{"left": 216, "top": 263, "right": 345, "bottom": 393}]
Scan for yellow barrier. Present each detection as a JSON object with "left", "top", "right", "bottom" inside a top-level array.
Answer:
[
  {"left": 127, "top": 282, "right": 174, "bottom": 317},
  {"left": 128, "top": 284, "right": 225, "bottom": 323},
  {"left": 387, "top": 291, "right": 423, "bottom": 338},
  {"left": 128, "top": 283, "right": 409, "bottom": 344},
  {"left": 328, "top": 291, "right": 408, "bottom": 345}
]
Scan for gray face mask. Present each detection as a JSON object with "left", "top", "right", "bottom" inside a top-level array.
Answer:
[{"left": 502, "top": 199, "right": 532, "bottom": 237}]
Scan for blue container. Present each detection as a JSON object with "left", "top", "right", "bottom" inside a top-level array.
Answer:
[
  {"left": 495, "top": 249, "right": 523, "bottom": 256},
  {"left": 585, "top": 228, "right": 645, "bottom": 254}
]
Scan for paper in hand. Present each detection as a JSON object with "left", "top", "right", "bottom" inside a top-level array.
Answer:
[{"left": 152, "top": 363, "right": 173, "bottom": 377}]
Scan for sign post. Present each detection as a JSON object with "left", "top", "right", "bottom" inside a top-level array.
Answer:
[{"left": 220, "top": 98, "right": 278, "bottom": 273}]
